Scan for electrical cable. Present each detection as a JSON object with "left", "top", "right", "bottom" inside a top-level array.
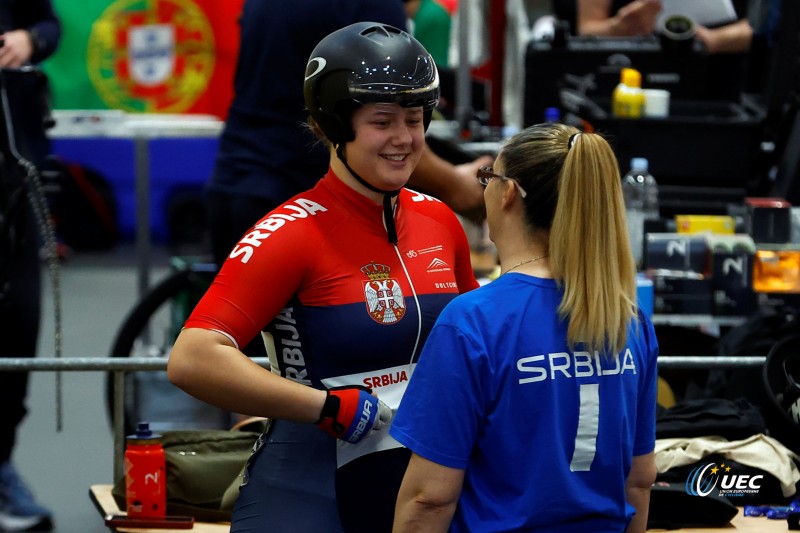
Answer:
[{"left": 0, "top": 67, "right": 63, "bottom": 431}]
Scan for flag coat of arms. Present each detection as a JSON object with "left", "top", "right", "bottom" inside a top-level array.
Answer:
[{"left": 45, "top": 0, "right": 244, "bottom": 118}]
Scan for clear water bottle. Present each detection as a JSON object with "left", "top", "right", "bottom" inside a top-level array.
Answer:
[{"left": 622, "top": 157, "right": 659, "bottom": 267}]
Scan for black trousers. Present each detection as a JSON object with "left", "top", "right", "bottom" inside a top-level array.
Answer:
[
  {"left": 0, "top": 201, "right": 41, "bottom": 462},
  {"left": 0, "top": 70, "right": 49, "bottom": 463}
]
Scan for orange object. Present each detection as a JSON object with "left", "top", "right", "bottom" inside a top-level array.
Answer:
[
  {"left": 125, "top": 423, "right": 167, "bottom": 518},
  {"left": 753, "top": 250, "right": 800, "bottom": 293}
]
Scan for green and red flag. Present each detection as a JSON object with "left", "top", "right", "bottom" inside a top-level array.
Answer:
[{"left": 44, "top": 0, "right": 244, "bottom": 118}]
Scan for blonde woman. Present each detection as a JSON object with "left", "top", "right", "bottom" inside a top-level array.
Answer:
[{"left": 392, "top": 123, "right": 659, "bottom": 533}]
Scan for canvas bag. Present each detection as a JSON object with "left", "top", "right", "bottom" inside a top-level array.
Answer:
[{"left": 112, "top": 428, "right": 262, "bottom": 522}]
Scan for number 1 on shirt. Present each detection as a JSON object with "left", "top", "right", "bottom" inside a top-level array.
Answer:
[{"left": 569, "top": 383, "right": 599, "bottom": 472}]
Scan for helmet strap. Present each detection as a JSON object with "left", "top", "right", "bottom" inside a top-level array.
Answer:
[{"left": 336, "top": 144, "right": 400, "bottom": 244}]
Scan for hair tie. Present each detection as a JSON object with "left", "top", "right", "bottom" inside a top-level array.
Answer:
[{"left": 568, "top": 132, "right": 581, "bottom": 149}]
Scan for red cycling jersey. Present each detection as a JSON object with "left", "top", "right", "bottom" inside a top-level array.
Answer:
[{"left": 186, "top": 169, "right": 478, "bottom": 390}]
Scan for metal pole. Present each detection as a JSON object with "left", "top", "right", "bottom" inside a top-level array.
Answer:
[
  {"left": 0, "top": 357, "right": 273, "bottom": 484},
  {"left": 135, "top": 135, "right": 151, "bottom": 304},
  {"left": 113, "top": 371, "right": 125, "bottom": 483},
  {"left": 657, "top": 356, "right": 766, "bottom": 369},
  {"left": 489, "top": 0, "right": 506, "bottom": 127},
  {"left": 0, "top": 355, "right": 766, "bottom": 484},
  {"left": 0, "top": 355, "right": 759, "bottom": 372},
  {"left": 455, "top": 0, "right": 473, "bottom": 135}
]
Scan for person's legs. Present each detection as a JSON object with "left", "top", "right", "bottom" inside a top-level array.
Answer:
[
  {"left": 0, "top": 202, "right": 52, "bottom": 532},
  {"left": 0, "top": 203, "right": 39, "bottom": 463},
  {"left": 230, "top": 421, "right": 343, "bottom": 532}
]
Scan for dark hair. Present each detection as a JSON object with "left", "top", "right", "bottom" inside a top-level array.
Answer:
[{"left": 500, "top": 123, "right": 637, "bottom": 354}]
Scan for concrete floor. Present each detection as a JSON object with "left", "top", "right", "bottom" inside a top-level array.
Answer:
[{"left": 14, "top": 244, "right": 174, "bottom": 533}]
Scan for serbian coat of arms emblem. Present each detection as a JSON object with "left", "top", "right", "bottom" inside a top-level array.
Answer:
[{"left": 361, "top": 262, "right": 406, "bottom": 324}]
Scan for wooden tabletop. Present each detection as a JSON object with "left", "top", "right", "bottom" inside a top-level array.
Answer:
[
  {"left": 91, "top": 484, "right": 791, "bottom": 532},
  {"left": 90, "top": 485, "right": 229, "bottom": 533}
]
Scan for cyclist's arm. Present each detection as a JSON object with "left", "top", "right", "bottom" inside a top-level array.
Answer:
[{"left": 168, "top": 327, "right": 326, "bottom": 422}]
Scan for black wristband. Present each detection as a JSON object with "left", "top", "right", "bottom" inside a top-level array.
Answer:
[{"left": 314, "top": 390, "right": 340, "bottom": 425}]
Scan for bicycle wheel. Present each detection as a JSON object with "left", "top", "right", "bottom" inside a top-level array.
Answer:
[{"left": 105, "top": 259, "right": 220, "bottom": 435}]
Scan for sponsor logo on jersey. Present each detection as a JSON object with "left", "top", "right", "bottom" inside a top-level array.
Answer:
[
  {"left": 406, "top": 245, "right": 443, "bottom": 259},
  {"left": 87, "top": 0, "right": 214, "bottom": 112},
  {"left": 361, "top": 262, "right": 406, "bottom": 324},
  {"left": 516, "top": 349, "right": 637, "bottom": 384},
  {"left": 426, "top": 257, "right": 451, "bottom": 273},
  {"left": 418, "top": 245, "right": 443, "bottom": 255},
  {"left": 229, "top": 198, "right": 328, "bottom": 263},
  {"left": 686, "top": 462, "right": 762, "bottom": 498}
]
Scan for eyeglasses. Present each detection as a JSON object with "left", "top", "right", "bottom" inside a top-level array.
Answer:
[{"left": 477, "top": 166, "right": 528, "bottom": 198}]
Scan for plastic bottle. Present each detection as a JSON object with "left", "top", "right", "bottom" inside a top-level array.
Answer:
[
  {"left": 125, "top": 421, "right": 166, "bottom": 518},
  {"left": 622, "top": 158, "right": 659, "bottom": 267},
  {"left": 612, "top": 68, "right": 645, "bottom": 118},
  {"left": 544, "top": 106, "right": 561, "bottom": 123}
]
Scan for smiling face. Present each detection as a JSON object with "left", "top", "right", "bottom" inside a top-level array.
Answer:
[{"left": 344, "top": 103, "right": 426, "bottom": 192}]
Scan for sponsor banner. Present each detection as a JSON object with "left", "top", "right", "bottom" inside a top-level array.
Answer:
[{"left": 45, "top": 0, "right": 244, "bottom": 118}]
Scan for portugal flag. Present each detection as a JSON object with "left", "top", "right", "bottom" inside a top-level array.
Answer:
[{"left": 44, "top": 0, "right": 244, "bottom": 118}]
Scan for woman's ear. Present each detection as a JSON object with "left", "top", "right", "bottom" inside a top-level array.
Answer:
[{"left": 500, "top": 179, "right": 520, "bottom": 210}]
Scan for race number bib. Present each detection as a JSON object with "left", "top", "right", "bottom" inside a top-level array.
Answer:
[{"left": 321, "top": 363, "right": 414, "bottom": 467}]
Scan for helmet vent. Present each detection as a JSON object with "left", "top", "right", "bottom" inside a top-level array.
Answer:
[{"left": 361, "top": 24, "right": 410, "bottom": 45}]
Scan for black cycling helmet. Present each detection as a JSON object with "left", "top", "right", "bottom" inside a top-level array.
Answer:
[{"left": 303, "top": 22, "right": 440, "bottom": 147}]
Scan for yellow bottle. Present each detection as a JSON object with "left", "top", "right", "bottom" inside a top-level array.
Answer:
[{"left": 612, "top": 68, "right": 645, "bottom": 118}]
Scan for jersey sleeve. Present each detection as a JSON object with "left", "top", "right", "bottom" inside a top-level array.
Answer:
[
  {"left": 184, "top": 209, "right": 318, "bottom": 349},
  {"left": 390, "top": 302, "right": 485, "bottom": 469},
  {"left": 633, "top": 312, "right": 659, "bottom": 456}
]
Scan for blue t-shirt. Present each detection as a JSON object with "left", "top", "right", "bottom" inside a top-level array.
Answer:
[{"left": 391, "top": 273, "right": 659, "bottom": 533}]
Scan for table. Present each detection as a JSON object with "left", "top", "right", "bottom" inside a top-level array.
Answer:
[
  {"left": 90, "top": 485, "right": 228, "bottom": 533},
  {"left": 90, "top": 484, "right": 790, "bottom": 533}
]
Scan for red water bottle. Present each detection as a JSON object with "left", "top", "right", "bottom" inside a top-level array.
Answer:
[{"left": 124, "top": 421, "right": 166, "bottom": 518}]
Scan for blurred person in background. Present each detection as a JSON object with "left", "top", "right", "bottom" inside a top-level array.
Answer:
[{"left": 0, "top": 0, "right": 60, "bottom": 531}]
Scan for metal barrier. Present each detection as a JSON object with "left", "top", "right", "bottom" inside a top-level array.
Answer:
[{"left": 0, "top": 355, "right": 766, "bottom": 483}]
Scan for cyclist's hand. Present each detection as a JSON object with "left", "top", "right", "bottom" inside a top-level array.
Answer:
[{"left": 315, "top": 386, "right": 392, "bottom": 443}]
